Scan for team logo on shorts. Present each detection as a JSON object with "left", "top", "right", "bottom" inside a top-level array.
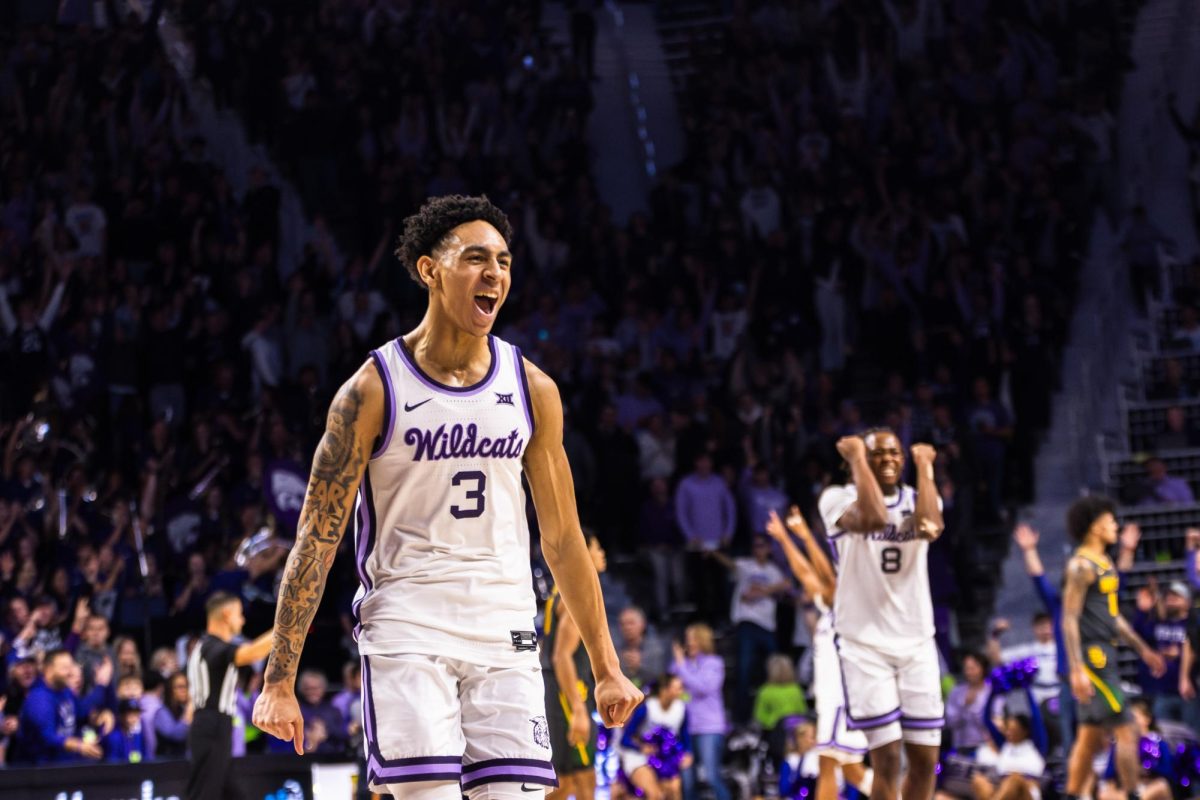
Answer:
[
  {"left": 1087, "top": 645, "right": 1108, "bottom": 669},
  {"left": 531, "top": 716, "right": 550, "bottom": 749}
]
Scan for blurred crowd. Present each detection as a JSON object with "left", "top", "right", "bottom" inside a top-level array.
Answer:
[{"left": 0, "top": 0, "right": 1177, "bottom": 794}]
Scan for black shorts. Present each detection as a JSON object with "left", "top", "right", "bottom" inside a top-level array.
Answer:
[
  {"left": 1076, "top": 642, "right": 1131, "bottom": 728},
  {"left": 187, "top": 711, "right": 248, "bottom": 800},
  {"left": 544, "top": 677, "right": 597, "bottom": 776}
]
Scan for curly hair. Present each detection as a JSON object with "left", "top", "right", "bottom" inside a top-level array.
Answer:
[
  {"left": 1066, "top": 494, "right": 1115, "bottom": 543},
  {"left": 394, "top": 195, "right": 513, "bottom": 288}
]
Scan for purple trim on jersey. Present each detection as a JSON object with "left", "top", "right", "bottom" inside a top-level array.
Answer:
[
  {"left": 462, "top": 758, "right": 558, "bottom": 789},
  {"left": 394, "top": 335, "right": 500, "bottom": 396},
  {"left": 900, "top": 716, "right": 945, "bottom": 730},
  {"left": 833, "top": 634, "right": 901, "bottom": 732},
  {"left": 369, "top": 755, "right": 463, "bottom": 784},
  {"left": 361, "top": 655, "right": 377, "bottom": 752},
  {"left": 829, "top": 539, "right": 839, "bottom": 564},
  {"left": 846, "top": 708, "right": 902, "bottom": 731},
  {"left": 884, "top": 486, "right": 910, "bottom": 508},
  {"left": 369, "top": 350, "right": 395, "bottom": 458},
  {"left": 360, "top": 655, "right": 461, "bottom": 775},
  {"left": 814, "top": 708, "right": 869, "bottom": 755},
  {"left": 513, "top": 345, "right": 535, "bottom": 438},
  {"left": 351, "top": 471, "right": 378, "bottom": 636}
]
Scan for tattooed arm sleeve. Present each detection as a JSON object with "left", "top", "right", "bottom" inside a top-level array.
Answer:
[
  {"left": 263, "top": 362, "right": 383, "bottom": 687},
  {"left": 1060, "top": 556, "right": 1092, "bottom": 676}
]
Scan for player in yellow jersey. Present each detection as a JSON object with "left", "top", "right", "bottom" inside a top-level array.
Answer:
[{"left": 1060, "top": 496, "right": 1164, "bottom": 800}]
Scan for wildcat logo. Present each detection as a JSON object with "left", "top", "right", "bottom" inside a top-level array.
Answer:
[
  {"left": 496, "top": 393, "right": 514, "bottom": 406},
  {"left": 531, "top": 715, "right": 550, "bottom": 749}
]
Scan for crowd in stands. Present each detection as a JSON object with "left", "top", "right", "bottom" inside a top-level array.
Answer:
[{"left": 1, "top": 1, "right": 1198, "bottom": 798}]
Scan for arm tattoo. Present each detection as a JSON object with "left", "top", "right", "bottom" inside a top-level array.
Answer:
[
  {"left": 265, "top": 385, "right": 365, "bottom": 685},
  {"left": 1060, "top": 557, "right": 1092, "bottom": 673},
  {"left": 1115, "top": 615, "right": 1149, "bottom": 653}
]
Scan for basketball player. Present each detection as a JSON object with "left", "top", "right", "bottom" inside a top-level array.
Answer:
[
  {"left": 187, "top": 593, "right": 275, "bottom": 800},
  {"left": 543, "top": 535, "right": 607, "bottom": 800},
  {"left": 818, "top": 431, "right": 943, "bottom": 800},
  {"left": 764, "top": 507, "right": 872, "bottom": 800},
  {"left": 251, "top": 195, "right": 642, "bottom": 799},
  {"left": 1061, "top": 496, "right": 1165, "bottom": 800}
]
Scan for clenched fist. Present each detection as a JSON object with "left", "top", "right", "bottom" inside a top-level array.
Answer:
[
  {"left": 910, "top": 443, "right": 937, "bottom": 467},
  {"left": 836, "top": 436, "right": 866, "bottom": 462},
  {"left": 594, "top": 672, "right": 643, "bottom": 727}
]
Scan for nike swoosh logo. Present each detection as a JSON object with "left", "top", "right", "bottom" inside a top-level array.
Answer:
[
  {"left": 404, "top": 399, "right": 432, "bottom": 412},
  {"left": 521, "top": 786, "right": 542, "bottom": 793}
]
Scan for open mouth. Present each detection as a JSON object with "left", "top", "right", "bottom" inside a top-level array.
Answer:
[{"left": 473, "top": 293, "right": 498, "bottom": 315}]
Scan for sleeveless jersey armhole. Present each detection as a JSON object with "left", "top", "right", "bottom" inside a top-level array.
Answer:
[
  {"left": 369, "top": 349, "right": 396, "bottom": 459},
  {"left": 514, "top": 345, "right": 536, "bottom": 439}
]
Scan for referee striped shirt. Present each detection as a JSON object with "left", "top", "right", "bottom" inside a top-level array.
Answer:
[{"left": 187, "top": 634, "right": 239, "bottom": 717}]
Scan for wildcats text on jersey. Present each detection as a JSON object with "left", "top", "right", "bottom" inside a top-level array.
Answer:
[{"left": 404, "top": 422, "right": 525, "bottom": 461}]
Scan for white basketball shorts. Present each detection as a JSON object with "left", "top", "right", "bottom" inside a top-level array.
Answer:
[
  {"left": 361, "top": 652, "right": 557, "bottom": 796},
  {"left": 835, "top": 636, "right": 944, "bottom": 748},
  {"left": 813, "top": 635, "right": 868, "bottom": 763}
]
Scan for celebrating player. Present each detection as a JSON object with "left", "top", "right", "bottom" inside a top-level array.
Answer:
[
  {"left": 818, "top": 430, "right": 944, "bottom": 800},
  {"left": 252, "top": 195, "right": 642, "bottom": 799}
]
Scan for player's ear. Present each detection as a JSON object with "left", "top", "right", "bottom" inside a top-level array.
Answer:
[{"left": 417, "top": 254, "right": 438, "bottom": 290}]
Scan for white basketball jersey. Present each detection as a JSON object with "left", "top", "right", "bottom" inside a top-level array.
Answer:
[
  {"left": 818, "top": 483, "right": 936, "bottom": 651},
  {"left": 352, "top": 334, "right": 539, "bottom": 667}
]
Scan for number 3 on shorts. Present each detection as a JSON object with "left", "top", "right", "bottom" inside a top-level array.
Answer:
[
  {"left": 451, "top": 470, "right": 487, "bottom": 519},
  {"left": 880, "top": 546, "right": 902, "bottom": 573}
]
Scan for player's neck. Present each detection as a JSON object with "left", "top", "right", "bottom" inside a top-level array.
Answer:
[
  {"left": 406, "top": 313, "right": 489, "bottom": 374},
  {"left": 1076, "top": 539, "right": 1109, "bottom": 560}
]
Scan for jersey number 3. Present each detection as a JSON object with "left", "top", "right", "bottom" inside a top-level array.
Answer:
[
  {"left": 450, "top": 470, "right": 487, "bottom": 519},
  {"left": 880, "top": 546, "right": 902, "bottom": 574}
]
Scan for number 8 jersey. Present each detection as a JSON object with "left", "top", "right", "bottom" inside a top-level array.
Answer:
[
  {"left": 352, "top": 335, "right": 539, "bottom": 667},
  {"left": 818, "top": 483, "right": 938, "bottom": 652}
]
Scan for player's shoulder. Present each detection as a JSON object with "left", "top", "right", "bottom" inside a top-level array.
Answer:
[
  {"left": 1065, "top": 553, "right": 1100, "bottom": 583},
  {"left": 818, "top": 482, "right": 856, "bottom": 504}
]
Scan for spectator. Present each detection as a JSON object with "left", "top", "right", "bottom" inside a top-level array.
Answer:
[
  {"left": 779, "top": 720, "right": 818, "bottom": 800},
  {"left": 13, "top": 649, "right": 107, "bottom": 763},
  {"left": 672, "top": 624, "right": 731, "bottom": 800},
  {"left": 1132, "top": 581, "right": 1191, "bottom": 723},
  {"left": 75, "top": 614, "right": 113, "bottom": 692},
  {"left": 331, "top": 660, "right": 361, "bottom": 730},
  {"left": 945, "top": 652, "right": 991, "bottom": 754},
  {"left": 709, "top": 535, "right": 790, "bottom": 723},
  {"left": 739, "top": 453, "right": 789, "bottom": 538},
  {"left": 103, "top": 698, "right": 147, "bottom": 762},
  {"left": 1153, "top": 406, "right": 1197, "bottom": 450},
  {"left": 294, "top": 669, "right": 348, "bottom": 756},
  {"left": 970, "top": 681, "right": 1047, "bottom": 800},
  {"left": 614, "top": 607, "right": 669, "bottom": 688},
  {"left": 965, "top": 377, "right": 1013, "bottom": 520},
  {"left": 1171, "top": 306, "right": 1200, "bottom": 351},
  {"left": 1148, "top": 358, "right": 1196, "bottom": 402},
  {"left": 111, "top": 636, "right": 143, "bottom": 681},
  {"left": 676, "top": 454, "right": 736, "bottom": 621},
  {"left": 1138, "top": 458, "right": 1196, "bottom": 506},
  {"left": 639, "top": 477, "right": 688, "bottom": 622},
  {"left": 752, "top": 654, "right": 808, "bottom": 734},
  {"left": 153, "top": 671, "right": 193, "bottom": 758},
  {"left": 988, "top": 613, "right": 1060, "bottom": 707}
]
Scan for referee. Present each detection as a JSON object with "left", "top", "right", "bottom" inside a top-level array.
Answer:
[{"left": 186, "top": 593, "right": 274, "bottom": 800}]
